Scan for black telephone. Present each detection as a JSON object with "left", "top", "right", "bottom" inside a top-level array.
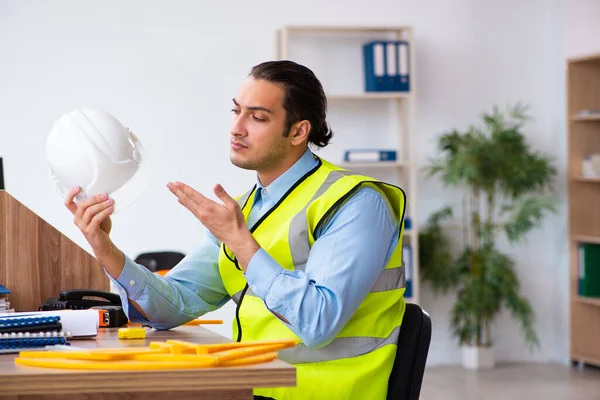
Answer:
[
  {"left": 40, "top": 289, "right": 128, "bottom": 328},
  {"left": 40, "top": 289, "right": 122, "bottom": 311}
]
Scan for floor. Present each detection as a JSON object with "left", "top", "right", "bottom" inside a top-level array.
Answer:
[{"left": 420, "top": 363, "right": 600, "bottom": 400}]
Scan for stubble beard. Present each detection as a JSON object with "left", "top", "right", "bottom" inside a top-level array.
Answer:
[
  {"left": 231, "top": 127, "right": 290, "bottom": 171},
  {"left": 231, "top": 137, "right": 289, "bottom": 172}
]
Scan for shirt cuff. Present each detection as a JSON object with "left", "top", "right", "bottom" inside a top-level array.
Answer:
[
  {"left": 109, "top": 254, "right": 150, "bottom": 301},
  {"left": 244, "top": 248, "right": 283, "bottom": 300}
]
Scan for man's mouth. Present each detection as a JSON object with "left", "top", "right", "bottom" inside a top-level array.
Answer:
[{"left": 231, "top": 140, "right": 249, "bottom": 149}]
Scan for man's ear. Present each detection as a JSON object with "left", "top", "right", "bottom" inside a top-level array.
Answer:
[{"left": 290, "top": 120, "right": 311, "bottom": 146}]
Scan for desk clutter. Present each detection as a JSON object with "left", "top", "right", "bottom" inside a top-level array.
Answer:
[
  {"left": 0, "top": 284, "right": 14, "bottom": 314},
  {"left": 14, "top": 338, "right": 298, "bottom": 370},
  {"left": 0, "top": 315, "right": 72, "bottom": 353},
  {"left": 0, "top": 331, "right": 71, "bottom": 353},
  {"left": 0, "top": 310, "right": 99, "bottom": 353}
]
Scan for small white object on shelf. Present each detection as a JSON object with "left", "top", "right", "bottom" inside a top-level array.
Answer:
[
  {"left": 577, "top": 109, "right": 600, "bottom": 117},
  {"left": 344, "top": 149, "right": 397, "bottom": 163},
  {"left": 582, "top": 154, "right": 600, "bottom": 178},
  {"left": 582, "top": 155, "right": 597, "bottom": 178}
]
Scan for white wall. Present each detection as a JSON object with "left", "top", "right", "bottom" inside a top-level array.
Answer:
[
  {"left": 565, "top": 0, "right": 600, "bottom": 59},
  {"left": 0, "top": 0, "right": 569, "bottom": 365}
]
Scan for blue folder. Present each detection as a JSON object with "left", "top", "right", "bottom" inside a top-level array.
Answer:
[
  {"left": 402, "top": 244, "right": 413, "bottom": 298},
  {"left": 0, "top": 284, "right": 10, "bottom": 295},
  {"left": 363, "top": 40, "right": 410, "bottom": 92}
]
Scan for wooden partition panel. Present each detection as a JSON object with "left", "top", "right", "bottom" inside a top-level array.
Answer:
[{"left": 0, "top": 190, "right": 108, "bottom": 311}]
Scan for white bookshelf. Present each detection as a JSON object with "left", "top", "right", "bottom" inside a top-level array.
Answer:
[{"left": 274, "top": 25, "right": 419, "bottom": 305}]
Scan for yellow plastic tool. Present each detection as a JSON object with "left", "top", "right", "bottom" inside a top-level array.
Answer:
[
  {"left": 133, "top": 353, "right": 217, "bottom": 364},
  {"left": 212, "top": 342, "right": 295, "bottom": 363},
  {"left": 183, "top": 319, "right": 223, "bottom": 326},
  {"left": 19, "top": 347, "right": 166, "bottom": 361},
  {"left": 14, "top": 338, "right": 295, "bottom": 370},
  {"left": 15, "top": 358, "right": 218, "bottom": 370},
  {"left": 118, "top": 327, "right": 146, "bottom": 339},
  {"left": 149, "top": 341, "right": 172, "bottom": 351},
  {"left": 219, "top": 352, "right": 278, "bottom": 367},
  {"left": 165, "top": 339, "right": 209, "bottom": 354},
  {"left": 200, "top": 338, "right": 298, "bottom": 354}
]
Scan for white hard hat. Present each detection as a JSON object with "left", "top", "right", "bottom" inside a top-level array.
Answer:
[{"left": 46, "top": 108, "right": 152, "bottom": 213}]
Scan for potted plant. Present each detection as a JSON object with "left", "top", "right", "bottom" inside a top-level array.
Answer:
[{"left": 419, "top": 103, "right": 558, "bottom": 370}]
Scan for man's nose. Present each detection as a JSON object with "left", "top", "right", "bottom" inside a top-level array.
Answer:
[{"left": 231, "top": 116, "right": 246, "bottom": 136}]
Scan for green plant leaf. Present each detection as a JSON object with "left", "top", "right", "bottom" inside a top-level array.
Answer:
[
  {"left": 418, "top": 207, "right": 462, "bottom": 294},
  {"left": 502, "top": 195, "right": 558, "bottom": 243},
  {"left": 504, "top": 291, "right": 540, "bottom": 350}
]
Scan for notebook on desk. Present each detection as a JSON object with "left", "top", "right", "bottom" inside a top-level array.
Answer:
[
  {"left": 0, "top": 331, "right": 71, "bottom": 353},
  {"left": 0, "top": 316, "right": 61, "bottom": 332},
  {"left": 0, "top": 310, "right": 98, "bottom": 338}
]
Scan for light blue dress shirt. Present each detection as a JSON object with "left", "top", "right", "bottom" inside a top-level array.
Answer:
[{"left": 107, "top": 149, "right": 400, "bottom": 347}]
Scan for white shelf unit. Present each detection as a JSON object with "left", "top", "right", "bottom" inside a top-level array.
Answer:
[{"left": 274, "top": 25, "right": 419, "bottom": 305}]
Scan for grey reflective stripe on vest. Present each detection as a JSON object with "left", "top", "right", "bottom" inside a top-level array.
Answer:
[
  {"left": 231, "top": 290, "right": 242, "bottom": 305},
  {"left": 232, "top": 264, "right": 404, "bottom": 305},
  {"left": 236, "top": 187, "right": 255, "bottom": 208},
  {"left": 288, "top": 169, "right": 357, "bottom": 272},
  {"left": 279, "top": 324, "right": 401, "bottom": 364},
  {"left": 371, "top": 265, "right": 406, "bottom": 292}
]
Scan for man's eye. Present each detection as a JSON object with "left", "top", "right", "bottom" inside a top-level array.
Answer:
[
  {"left": 253, "top": 116, "right": 266, "bottom": 122},
  {"left": 231, "top": 108, "right": 241, "bottom": 115}
]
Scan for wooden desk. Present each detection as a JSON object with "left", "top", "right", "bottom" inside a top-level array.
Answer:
[{"left": 0, "top": 326, "right": 296, "bottom": 399}]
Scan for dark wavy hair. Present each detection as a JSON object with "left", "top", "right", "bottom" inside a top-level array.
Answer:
[{"left": 249, "top": 60, "right": 333, "bottom": 148}]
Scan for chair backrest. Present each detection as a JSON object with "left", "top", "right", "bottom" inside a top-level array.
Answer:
[
  {"left": 134, "top": 251, "right": 185, "bottom": 273},
  {"left": 387, "top": 303, "right": 432, "bottom": 400}
]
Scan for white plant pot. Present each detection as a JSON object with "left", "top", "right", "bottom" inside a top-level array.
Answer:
[{"left": 461, "top": 345, "right": 495, "bottom": 370}]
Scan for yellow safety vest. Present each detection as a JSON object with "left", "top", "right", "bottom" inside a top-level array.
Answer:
[{"left": 218, "top": 156, "right": 407, "bottom": 400}]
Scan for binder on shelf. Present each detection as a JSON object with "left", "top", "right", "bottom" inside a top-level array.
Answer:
[
  {"left": 403, "top": 244, "right": 413, "bottom": 298},
  {"left": 344, "top": 149, "right": 397, "bottom": 163},
  {"left": 363, "top": 40, "right": 410, "bottom": 92},
  {"left": 578, "top": 243, "right": 600, "bottom": 297}
]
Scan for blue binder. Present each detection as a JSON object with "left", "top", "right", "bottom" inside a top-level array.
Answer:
[
  {"left": 402, "top": 244, "right": 413, "bottom": 298},
  {"left": 0, "top": 316, "right": 61, "bottom": 329},
  {"left": 0, "top": 316, "right": 62, "bottom": 334},
  {"left": 0, "top": 284, "right": 10, "bottom": 295},
  {"left": 0, "top": 329, "right": 71, "bottom": 353},
  {"left": 363, "top": 40, "right": 410, "bottom": 92},
  {"left": 343, "top": 149, "right": 397, "bottom": 163},
  {"left": 0, "top": 336, "right": 68, "bottom": 350}
]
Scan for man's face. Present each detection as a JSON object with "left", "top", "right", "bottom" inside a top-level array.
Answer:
[{"left": 230, "top": 77, "right": 291, "bottom": 172}]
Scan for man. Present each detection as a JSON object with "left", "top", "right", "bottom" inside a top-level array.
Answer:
[{"left": 65, "top": 60, "right": 407, "bottom": 400}]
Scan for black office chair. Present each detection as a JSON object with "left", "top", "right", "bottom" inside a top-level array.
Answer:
[
  {"left": 134, "top": 251, "right": 186, "bottom": 273},
  {"left": 387, "top": 303, "right": 432, "bottom": 400}
]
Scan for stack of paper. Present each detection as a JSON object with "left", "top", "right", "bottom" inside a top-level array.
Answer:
[{"left": 0, "top": 285, "right": 14, "bottom": 314}]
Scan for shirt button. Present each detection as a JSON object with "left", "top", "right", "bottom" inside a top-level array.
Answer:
[{"left": 129, "top": 280, "right": 136, "bottom": 286}]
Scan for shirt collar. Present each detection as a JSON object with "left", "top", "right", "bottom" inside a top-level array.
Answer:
[{"left": 255, "top": 148, "right": 318, "bottom": 204}]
